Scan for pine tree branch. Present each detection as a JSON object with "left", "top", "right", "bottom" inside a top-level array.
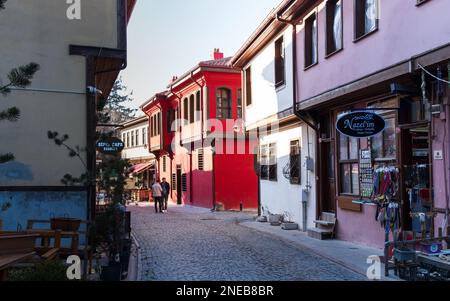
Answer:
[
  {"left": 1, "top": 63, "right": 40, "bottom": 96},
  {"left": 0, "top": 153, "right": 14, "bottom": 164},
  {"left": 0, "top": 107, "right": 20, "bottom": 122},
  {"left": 0, "top": 0, "right": 7, "bottom": 10}
]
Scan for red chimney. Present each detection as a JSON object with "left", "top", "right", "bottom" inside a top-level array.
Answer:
[{"left": 212, "top": 48, "right": 224, "bottom": 60}]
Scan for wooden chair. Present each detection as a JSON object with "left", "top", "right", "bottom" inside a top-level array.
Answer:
[{"left": 308, "top": 212, "right": 337, "bottom": 240}]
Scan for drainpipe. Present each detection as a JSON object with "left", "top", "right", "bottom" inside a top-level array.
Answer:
[
  {"left": 190, "top": 72, "right": 205, "bottom": 205},
  {"left": 277, "top": 14, "right": 320, "bottom": 230}
]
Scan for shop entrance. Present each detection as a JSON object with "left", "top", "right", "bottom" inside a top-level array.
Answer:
[
  {"left": 319, "top": 113, "right": 336, "bottom": 214},
  {"left": 400, "top": 124, "right": 432, "bottom": 233}
]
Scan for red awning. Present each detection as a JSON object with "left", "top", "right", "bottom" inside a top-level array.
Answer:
[{"left": 130, "top": 162, "right": 154, "bottom": 174}]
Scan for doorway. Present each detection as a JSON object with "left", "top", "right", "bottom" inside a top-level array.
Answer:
[
  {"left": 319, "top": 114, "right": 337, "bottom": 214},
  {"left": 400, "top": 124, "right": 432, "bottom": 232},
  {"left": 176, "top": 165, "right": 182, "bottom": 205}
]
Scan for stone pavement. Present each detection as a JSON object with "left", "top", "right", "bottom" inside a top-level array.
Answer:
[
  {"left": 129, "top": 203, "right": 368, "bottom": 281},
  {"left": 240, "top": 221, "right": 399, "bottom": 281}
]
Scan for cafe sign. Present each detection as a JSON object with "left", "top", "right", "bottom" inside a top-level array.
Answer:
[
  {"left": 336, "top": 111, "right": 386, "bottom": 138},
  {"left": 96, "top": 137, "right": 125, "bottom": 154}
]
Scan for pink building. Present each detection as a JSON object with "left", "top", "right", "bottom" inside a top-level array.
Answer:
[
  {"left": 235, "top": 0, "right": 450, "bottom": 248},
  {"left": 294, "top": 0, "right": 450, "bottom": 248}
]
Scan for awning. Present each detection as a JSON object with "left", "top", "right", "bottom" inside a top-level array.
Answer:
[{"left": 130, "top": 162, "right": 154, "bottom": 174}]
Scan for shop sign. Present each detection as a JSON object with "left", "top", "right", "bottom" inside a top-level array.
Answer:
[
  {"left": 96, "top": 137, "right": 125, "bottom": 154},
  {"left": 336, "top": 111, "right": 385, "bottom": 138}
]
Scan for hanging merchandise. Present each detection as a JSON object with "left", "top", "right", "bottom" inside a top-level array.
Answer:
[
  {"left": 372, "top": 166, "right": 400, "bottom": 199},
  {"left": 384, "top": 202, "right": 401, "bottom": 235}
]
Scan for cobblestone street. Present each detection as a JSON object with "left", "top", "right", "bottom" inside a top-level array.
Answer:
[{"left": 130, "top": 204, "right": 367, "bottom": 281}]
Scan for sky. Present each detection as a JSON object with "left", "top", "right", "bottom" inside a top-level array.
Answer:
[{"left": 120, "top": 0, "right": 281, "bottom": 114}]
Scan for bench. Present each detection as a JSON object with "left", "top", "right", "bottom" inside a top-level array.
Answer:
[{"left": 308, "top": 212, "right": 336, "bottom": 240}]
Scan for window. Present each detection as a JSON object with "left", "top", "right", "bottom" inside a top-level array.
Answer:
[
  {"left": 163, "top": 156, "right": 167, "bottom": 172},
  {"left": 260, "top": 145, "right": 269, "bottom": 180},
  {"left": 183, "top": 97, "right": 189, "bottom": 123},
  {"left": 126, "top": 132, "right": 130, "bottom": 147},
  {"left": 157, "top": 112, "right": 161, "bottom": 135},
  {"left": 305, "top": 13, "right": 318, "bottom": 68},
  {"left": 245, "top": 67, "right": 252, "bottom": 106},
  {"left": 290, "top": 140, "right": 301, "bottom": 184},
  {"left": 196, "top": 91, "right": 201, "bottom": 122},
  {"left": 371, "top": 117, "right": 396, "bottom": 159},
  {"left": 237, "top": 89, "right": 243, "bottom": 119},
  {"left": 150, "top": 116, "right": 154, "bottom": 137},
  {"left": 171, "top": 173, "right": 176, "bottom": 189},
  {"left": 274, "top": 36, "right": 285, "bottom": 87},
  {"left": 326, "top": 0, "right": 343, "bottom": 56},
  {"left": 198, "top": 148, "right": 204, "bottom": 171},
  {"left": 182, "top": 173, "right": 187, "bottom": 192},
  {"left": 189, "top": 95, "right": 195, "bottom": 123},
  {"left": 122, "top": 133, "right": 126, "bottom": 147},
  {"left": 216, "top": 88, "right": 232, "bottom": 119},
  {"left": 135, "top": 130, "right": 139, "bottom": 146},
  {"left": 338, "top": 134, "right": 360, "bottom": 195},
  {"left": 260, "top": 143, "right": 277, "bottom": 181},
  {"left": 355, "top": 0, "right": 378, "bottom": 40},
  {"left": 167, "top": 109, "right": 176, "bottom": 133}
]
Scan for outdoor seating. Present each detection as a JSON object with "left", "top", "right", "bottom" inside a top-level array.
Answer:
[{"left": 308, "top": 212, "right": 337, "bottom": 240}]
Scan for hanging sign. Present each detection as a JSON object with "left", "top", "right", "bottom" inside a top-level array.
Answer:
[
  {"left": 336, "top": 111, "right": 385, "bottom": 138},
  {"left": 96, "top": 137, "right": 125, "bottom": 154}
]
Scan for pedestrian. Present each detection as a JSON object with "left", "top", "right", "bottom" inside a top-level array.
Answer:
[
  {"left": 161, "top": 177, "right": 171, "bottom": 212},
  {"left": 152, "top": 179, "right": 164, "bottom": 213}
]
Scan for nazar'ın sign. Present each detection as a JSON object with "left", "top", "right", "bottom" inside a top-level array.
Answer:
[{"left": 336, "top": 111, "right": 386, "bottom": 138}]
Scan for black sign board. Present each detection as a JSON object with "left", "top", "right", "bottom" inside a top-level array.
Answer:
[
  {"left": 96, "top": 137, "right": 125, "bottom": 154},
  {"left": 336, "top": 111, "right": 385, "bottom": 138}
]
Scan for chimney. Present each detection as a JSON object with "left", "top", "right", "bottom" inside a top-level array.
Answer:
[
  {"left": 212, "top": 48, "right": 224, "bottom": 60},
  {"left": 170, "top": 75, "right": 178, "bottom": 83}
]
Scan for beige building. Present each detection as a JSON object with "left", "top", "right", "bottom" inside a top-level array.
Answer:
[{"left": 0, "top": 0, "right": 136, "bottom": 231}]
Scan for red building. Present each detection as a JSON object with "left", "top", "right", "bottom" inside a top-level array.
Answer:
[{"left": 141, "top": 49, "right": 258, "bottom": 211}]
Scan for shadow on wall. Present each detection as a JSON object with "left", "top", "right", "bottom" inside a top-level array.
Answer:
[{"left": 0, "top": 162, "right": 34, "bottom": 182}]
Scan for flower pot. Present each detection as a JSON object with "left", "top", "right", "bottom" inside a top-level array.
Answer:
[
  {"left": 0, "top": 234, "right": 38, "bottom": 255},
  {"left": 50, "top": 217, "right": 81, "bottom": 231},
  {"left": 281, "top": 222, "right": 299, "bottom": 230},
  {"left": 100, "top": 263, "right": 122, "bottom": 281}
]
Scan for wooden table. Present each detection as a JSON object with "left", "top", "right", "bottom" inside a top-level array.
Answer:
[
  {"left": 25, "top": 229, "right": 79, "bottom": 255},
  {"left": 0, "top": 252, "right": 35, "bottom": 281}
]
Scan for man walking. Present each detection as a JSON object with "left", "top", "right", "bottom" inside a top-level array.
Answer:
[
  {"left": 152, "top": 179, "right": 164, "bottom": 213},
  {"left": 161, "top": 177, "right": 171, "bottom": 212}
]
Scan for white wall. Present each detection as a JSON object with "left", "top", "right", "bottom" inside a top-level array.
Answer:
[
  {"left": 120, "top": 122, "right": 152, "bottom": 161},
  {"left": 245, "top": 27, "right": 294, "bottom": 128},
  {"left": 260, "top": 125, "right": 317, "bottom": 229}
]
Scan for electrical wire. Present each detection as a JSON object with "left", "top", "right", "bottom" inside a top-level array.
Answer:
[{"left": 418, "top": 63, "right": 450, "bottom": 84}]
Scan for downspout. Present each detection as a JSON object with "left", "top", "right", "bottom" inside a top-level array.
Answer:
[
  {"left": 277, "top": 13, "right": 320, "bottom": 231},
  {"left": 190, "top": 72, "right": 205, "bottom": 205}
]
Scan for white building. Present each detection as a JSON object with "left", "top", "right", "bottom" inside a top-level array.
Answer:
[
  {"left": 119, "top": 116, "right": 155, "bottom": 201},
  {"left": 231, "top": 2, "right": 317, "bottom": 230}
]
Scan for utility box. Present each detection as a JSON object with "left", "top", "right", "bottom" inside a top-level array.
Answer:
[{"left": 305, "top": 157, "right": 314, "bottom": 172}]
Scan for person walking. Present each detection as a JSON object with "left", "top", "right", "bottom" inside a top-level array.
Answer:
[
  {"left": 161, "top": 177, "right": 171, "bottom": 212},
  {"left": 152, "top": 179, "right": 164, "bottom": 213}
]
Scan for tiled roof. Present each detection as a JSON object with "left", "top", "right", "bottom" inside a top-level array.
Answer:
[
  {"left": 168, "top": 57, "right": 238, "bottom": 88},
  {"left": 198, "top": 57, "right": 233, "bottom": 68}
]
